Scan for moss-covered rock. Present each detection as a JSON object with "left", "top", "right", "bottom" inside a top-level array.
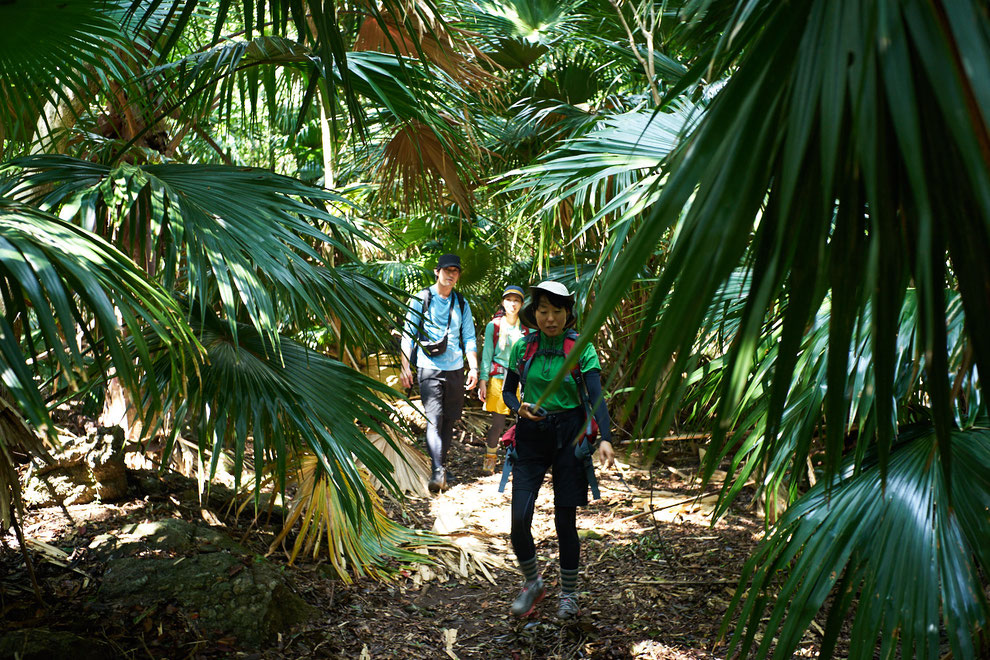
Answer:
[
  {"left": 21, "top": 426, "right": 127, "bottom": 506},
  {"left": 94, "top": 518, "right": 316, "bottom": 646},
  {"left": 89, "top": 517, "right": 246, "bottom": 557}
]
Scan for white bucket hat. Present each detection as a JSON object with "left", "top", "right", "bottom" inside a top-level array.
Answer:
[{"left": 521, "top": 280, "right": 576, "bottom": 328}]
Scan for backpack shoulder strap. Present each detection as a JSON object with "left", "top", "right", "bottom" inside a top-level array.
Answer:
[
  {"left": 518, "top": 332, "right": 542, "bottom": 386},
  {"left": 415, "top": 288, "right": 432, "bottom": 337},
  {"left": 562, "top": 330, "right": 591, "bottom": 401},
  {"left": 491, "top": 315, "right": 502, "bottom": 349},
  {"left": 454, "top": 291, "right": 467, "bottom": 350}
]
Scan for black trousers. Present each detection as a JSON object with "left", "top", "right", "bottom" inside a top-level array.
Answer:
[
  {"left": 418, "top": 367, "right": 465, "bottom": 471},
  {"left": 509, "top": 409, "right": 587, "bottom": 569}
]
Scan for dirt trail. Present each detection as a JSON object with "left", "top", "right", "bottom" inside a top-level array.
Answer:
[
  {"left": 2, "top": 438, "right": 824, "bottom": 659},
  {"left": 295, "top": 440, "right": 811, "bottom": 659}
]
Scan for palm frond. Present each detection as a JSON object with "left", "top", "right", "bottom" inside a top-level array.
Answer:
[
  {"left": 0, "top": 0, "right": 137, "bottom": 150},
  {"left": 147, "top": 310, "right": 406, "bottom": 528},
  {"left": 586, "top": 0, "right": 990, "bottom": 485},
  {"left": 0, "top": 196, "right": 197, "bottom": 527},
  {"left": 366, "top": 429, "right": 431, "bottom": 497},
  {"left": 6, "top": 155, "right": 397, "bottom": 344},
  {"left": 262, "top": 451, "right": 429, "bottom": 582},
  {"left": 125, "top": 0, "right": 364, "bottom": 125},
  {"left": 724, "top": 425, "right": 990, "bottom": 660},
  {"left": 503, "top": 102, "right": 701, "bottom": 236}
]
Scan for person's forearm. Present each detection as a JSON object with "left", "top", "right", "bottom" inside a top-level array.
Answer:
[
  {"left": 584, "top": 370, "right": 612, "bottom": 444},
  {"left": 467, "top": 350, "right": 478, "bottom": 371},
  {"left": 502, "top": 370, "right": 521, "bottom": 413}
]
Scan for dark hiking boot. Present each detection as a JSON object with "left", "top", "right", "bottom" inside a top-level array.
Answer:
[
  {"left": 557, "top": 593, "right": 579, "bottom": 620},
  {"left": 510, "top": 577, "right": 545, "bottom": 618},
  {"left": 428, "top": 467, "right": 446, "bottom": 493}
]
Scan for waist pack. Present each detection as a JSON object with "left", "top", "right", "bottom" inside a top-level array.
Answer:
[
  {"left": 408, "top": 288, "right": 465, "bottom": 365},
  {"left": 419, "top": 333, "right": 448, "bottom": 357},
  {"left": 497, "top": 419, "right": 599, "bottom": 499}
]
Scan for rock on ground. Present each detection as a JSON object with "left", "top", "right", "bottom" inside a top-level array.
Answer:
[
  {"left": 93, "top": 518, "right": 316, "bottom": 647},
  {"left": 21, "top": 426, "right": 127, "bottom": 506}
]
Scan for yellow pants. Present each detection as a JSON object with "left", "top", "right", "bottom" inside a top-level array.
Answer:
[{"left": 483, "top": 376, "right": 516, "bottom": 416}]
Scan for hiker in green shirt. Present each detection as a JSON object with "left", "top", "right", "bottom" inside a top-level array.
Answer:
[
  {"left": 477, "top": 285, "right": 528, "bottom": 473},
  {"left": 500, "top": 281, "right": 614, "bottom": 621}
]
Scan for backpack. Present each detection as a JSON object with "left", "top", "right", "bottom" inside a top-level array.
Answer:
[
  {"left": 408, "top": 288, "right": 467, "bottom": 366},
  {"left": 488, "top": 310, "right": 530, "bottom": 378},
  {"left": 498, "top": 329, "right": 601, "bottom": 497}
]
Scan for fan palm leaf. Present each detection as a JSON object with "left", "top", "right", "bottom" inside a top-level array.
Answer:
[
  {"left": 145, "top": 309, "right": 406, "bottom": 525},
  {"left": 137, "top": 37, "right": 481, "bottom": 211},
  {"left": 262, "top": 451, "right": 430, "bottom": 581},
  {"left": 724, "top": 425, "right": 990, "bottom": 659},
  {"left": 455, "top": 0, "right": 585, "bottom": 68},
  {"left": 0, "top": 197, "right": 197, "bottom": 527},
  {"left": 584, "top": 0, "right": 990, "bottom": 489},
  {"left": 536, "top": 1, "right": 990, "bottom": 653},
  {"left": 0, "top": 0, "right": 140, "bottom": 149},
  {"left": 684, "top": 286, "right": 977, "bottom": 522},
  {"left": 6, "top": 155, "right": 405, "bottom": 346},
  {"left": 503, "top": 103, "right": 701, "bottom": 246}
]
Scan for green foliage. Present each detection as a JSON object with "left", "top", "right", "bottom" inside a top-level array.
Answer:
[{"left": 725, "top": 425, "right": 990, "bottom": 660}]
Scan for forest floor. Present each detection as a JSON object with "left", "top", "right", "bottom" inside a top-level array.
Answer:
[{"left": 1, "top": 431, "right": 827, "bottom": 659}]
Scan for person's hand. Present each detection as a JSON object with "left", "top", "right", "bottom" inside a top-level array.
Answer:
[
  {"left": 518, "top": 403, "right": 545, "bottom": 421},
  {"left": 399, "top": 363, "right": 413, "bottom": 389},
  {"left": 465, "top": 368, "right": 478, "bottom": 390},
  {"left": 597, "top": 440, "right": 615, "bottom": 469},
  {"left": 478, "top": 380, "right": 487, "bottom": 402}
]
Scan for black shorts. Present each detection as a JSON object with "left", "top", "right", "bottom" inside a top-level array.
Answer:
[{"left": 511, "top": 408, "right": 589, "bottom": 507}]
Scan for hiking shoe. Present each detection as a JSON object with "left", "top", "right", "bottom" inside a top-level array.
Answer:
[
  {"left": 557, "top": 593, "right": 579, "bottom": 620},
  {"left": 510, "top": 577, "right": 545, "bottom": 618},
  {"left": 482, "top": 451, "right": 498, "bottom": 473},
  {"left": 428, "top": 467, "right": 446, "bottom": 493}
]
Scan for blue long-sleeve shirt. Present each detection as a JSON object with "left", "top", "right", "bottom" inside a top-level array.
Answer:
[{"left": 400, "top": 284, "right": 477, "bottom": 371}]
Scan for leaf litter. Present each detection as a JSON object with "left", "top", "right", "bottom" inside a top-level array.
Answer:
[{"left": 0, "top": 432, "right": 834, "bottom": 658}]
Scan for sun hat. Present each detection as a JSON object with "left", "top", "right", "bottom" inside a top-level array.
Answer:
[
  {"left": 502, "top": 285, "right": 525, "bottom": 299},
  {"left": 521, "top": 280, "right": 576, "bottom": 329},
  {"left": 436, "top": 253, "right": 462, "bottom": 270}
]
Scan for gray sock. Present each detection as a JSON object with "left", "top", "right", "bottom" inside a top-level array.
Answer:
[
  {"left": 560, "top": 566, "right": 579, "bottom": 595},
  {"left": 518, "top": 556, "right": 539, "bottom": 583}
]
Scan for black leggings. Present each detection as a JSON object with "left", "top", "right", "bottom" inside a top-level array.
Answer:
[{"left": 510, "top": 492, "right": 579, "bottom": 571}]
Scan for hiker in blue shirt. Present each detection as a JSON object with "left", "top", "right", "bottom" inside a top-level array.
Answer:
[{"left": 399, "top": 254, "right": 478, "bottom": 492}]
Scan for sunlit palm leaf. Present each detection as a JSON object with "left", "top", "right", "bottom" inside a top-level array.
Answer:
[
  {"left": 263, "top": 451, "right": 429, "bottom": 581},
  {"left": 126, "top": 0, "right": 364, "bottom": 124},
  {"left": 587, "top": 0, "right": 990, "bottom": 485},
  {"left": 503, "top": 103, "right": 701, "bottom": 239},
  {"left": 147, "top": 310, "right": 406, "bottom": 526},
  {"left": 724, "top": 425, "right": 990, "bottom": 659},
  {"left": 137, "top": 38, "right": 479, "bottom": 210},
  {"left": 454, "top": 0, "right": 585, "bottom": 68},
  {"left": 7, "top": 155, "right": 400, "bottom": 345},
  {"left": 366, "top": 429, "right": 431, "bottom": 497},
  {"left": 563, "top": 2, "right": 990, "bottom": 652}
]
